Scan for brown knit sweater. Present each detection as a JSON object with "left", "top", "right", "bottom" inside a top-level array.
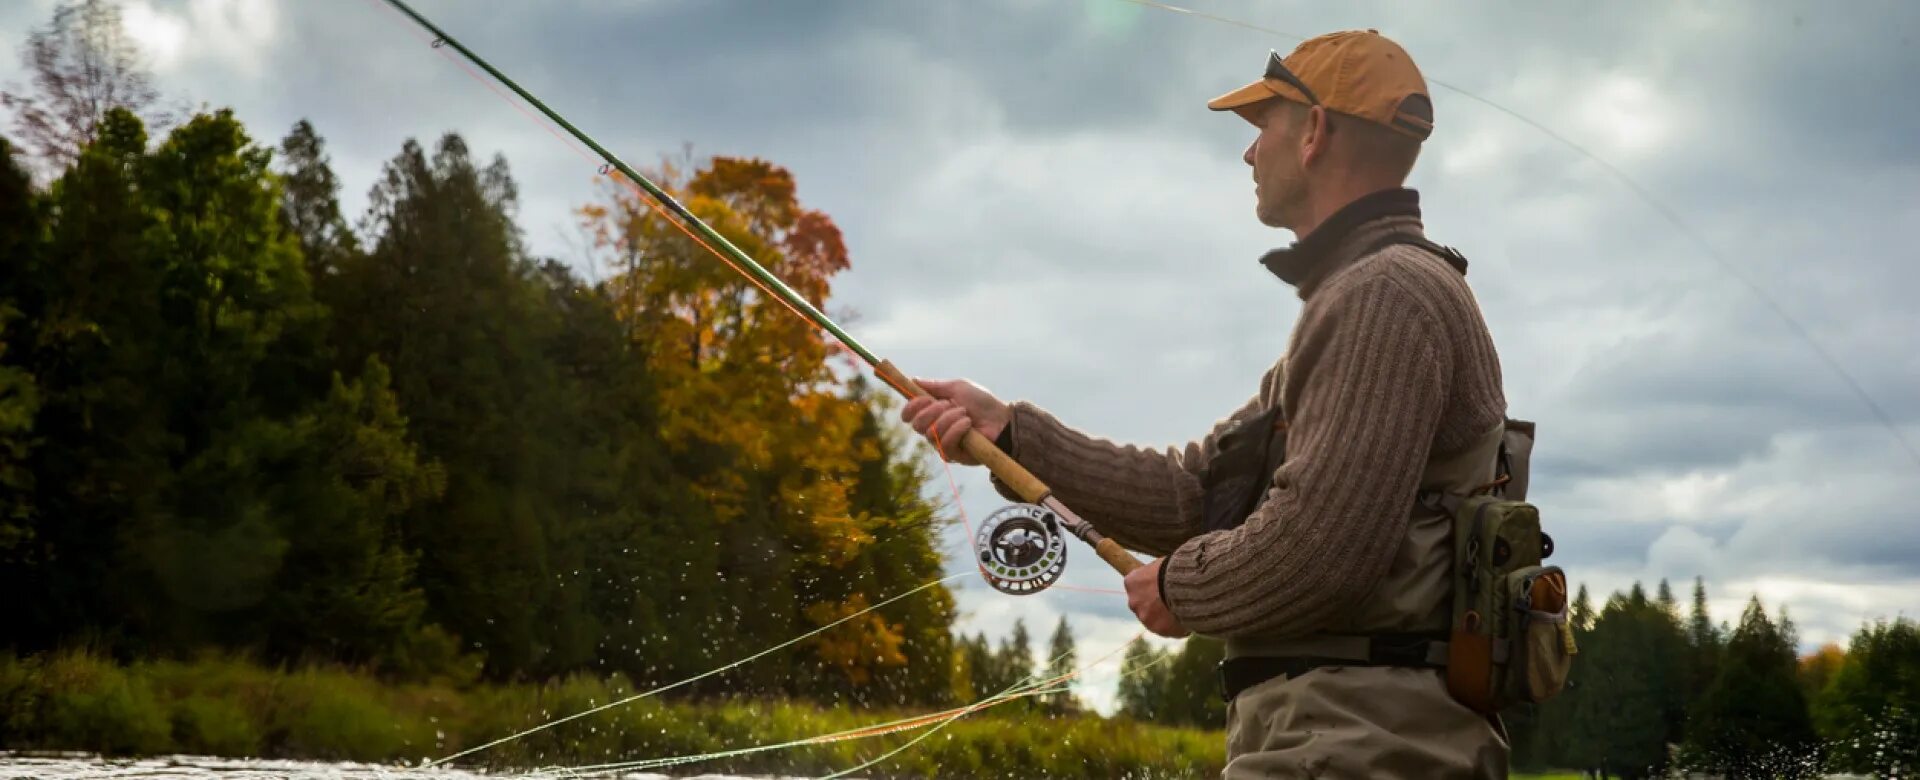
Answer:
[{"left": 990, "top": 188, "right": 1506, "bottom": 638}]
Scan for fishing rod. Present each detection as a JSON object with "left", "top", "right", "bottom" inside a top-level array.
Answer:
[{"left": 378, "top": 0, "right": 1142, "bottom": 595}]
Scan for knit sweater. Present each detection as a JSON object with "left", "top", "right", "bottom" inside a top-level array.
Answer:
[{"left": 990, "top": 188, "right": 1506, "bottom": 638}]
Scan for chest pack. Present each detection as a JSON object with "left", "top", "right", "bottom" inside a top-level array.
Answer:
[{"left": 1203, "top": 234, "right": 1575, "bottom": 715}]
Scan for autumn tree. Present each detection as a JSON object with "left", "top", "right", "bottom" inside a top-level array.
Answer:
[{"left": 580, "top": 151, "right": 948, "bottom": 697}]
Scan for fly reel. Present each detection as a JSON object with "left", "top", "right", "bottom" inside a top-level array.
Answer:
[{"left": 973, "top": 503, "right": 1069, "bottom": 595}]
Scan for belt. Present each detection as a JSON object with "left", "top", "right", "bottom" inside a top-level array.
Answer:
[{"left": 1218, "top": 633, "right": 1448, "bottom": 702}]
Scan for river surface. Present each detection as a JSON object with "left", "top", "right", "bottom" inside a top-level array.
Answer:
[{"left": 0, "top": 753, "right": 814, "bottom": 779}]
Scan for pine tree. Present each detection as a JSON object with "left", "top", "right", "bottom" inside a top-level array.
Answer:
[
  {"left": 1681, "top": 596, "right": 1821, "bottom": 779},
  {"left": 1116, "top": 636, "right": 1168, "bottom": 721},
  {"left": 1812, "top": 618, "right": 1920, "bottom": 774},
  {"left": 1687, "top": 577, "right": 1722, "bottom": 709},
  {"left": 1043, "top": 615, "right": 1079, "bottom": 714},
  {"left": 276, "top": 119, "right": 358, "bottom": 283}
]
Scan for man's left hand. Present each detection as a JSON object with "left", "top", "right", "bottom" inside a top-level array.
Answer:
[{"left": 1125, "top": 557, "right": 1190, "bottom": 638}]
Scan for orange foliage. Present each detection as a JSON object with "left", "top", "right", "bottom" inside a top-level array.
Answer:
[{"left": 577, "top": 152, "right": 908, "bottom": 682}]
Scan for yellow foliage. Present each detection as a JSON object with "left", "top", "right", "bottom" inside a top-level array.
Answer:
[{"left": 804, "top": 593, "right": 908, "bottom": 686}]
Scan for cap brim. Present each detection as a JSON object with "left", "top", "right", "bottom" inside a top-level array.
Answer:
[{"left": 1207, "top": 78, "right": 1310, "bottom": 123}]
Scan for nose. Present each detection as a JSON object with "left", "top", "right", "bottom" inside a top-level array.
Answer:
[{"left": 1243, "top": 138, "right": 1256, "bottom": 167}]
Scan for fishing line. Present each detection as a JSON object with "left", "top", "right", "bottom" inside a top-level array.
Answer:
[
  {"left": 527, "top": 634, "right": 1154, "bottom": 778},
  {"left": 425, "top": 574, "right": 966, "bottom": 767},
  {"left": 1116, "top": 0, "right": 1919, "bottom": 469},
  {"left": 812, "top": 629, "right": 1150, "bottom": 780}
]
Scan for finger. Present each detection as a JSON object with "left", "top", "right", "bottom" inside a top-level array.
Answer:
[
  {"left": 937, "top": 415, "right": 972, "bottom": 454},
  {"left": 933, "top": 406, "right": 971, "bottom": 447},
  {"left": 913, "top": 377, "right": 950, "bottom": 397},
  {"left": 909, "top": 400, "right": 950, "bottom": 435}
]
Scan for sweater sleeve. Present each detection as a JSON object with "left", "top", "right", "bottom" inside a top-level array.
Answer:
[
  {"left": 1160, "top": 276, "right": 1449, "bottom": 638},
  {"left": 987, "top": 364, "right": 1281, "bottom": 557}
]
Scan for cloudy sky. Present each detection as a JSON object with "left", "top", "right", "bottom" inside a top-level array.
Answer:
[{"left": 3, "top": 0, "right": 1916, "bottom": 716}]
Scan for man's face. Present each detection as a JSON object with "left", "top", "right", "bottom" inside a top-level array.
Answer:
[{"left": 1242, "top": 99, "right": 1309, "bottom": 230}]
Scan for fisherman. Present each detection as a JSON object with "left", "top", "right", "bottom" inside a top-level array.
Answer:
[{"left": 902, "top": 29, "right": 1511, "bottom": 778}]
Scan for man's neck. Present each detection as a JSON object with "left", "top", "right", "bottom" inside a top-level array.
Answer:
[{"left": 1294, "top": 178, "right": 1405, "bottom": 239}]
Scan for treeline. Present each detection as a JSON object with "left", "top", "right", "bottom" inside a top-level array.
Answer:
[
  {"left": 1505, "top": 578, "right": 1918, "bottom": 778},
  {"left": 0, "top": 0, "right": 963, "bottom": 711},
  {"left": 1112, "top": 578, "right": 1917, "bottom": 778}
]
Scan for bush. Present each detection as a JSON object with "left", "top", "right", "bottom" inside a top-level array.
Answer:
[{"left": 0, "top": 649, "right": 1227, "bottom": 777}]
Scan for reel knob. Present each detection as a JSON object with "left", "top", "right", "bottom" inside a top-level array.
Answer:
[{"left": 973, "top": 503, "right": 1068, "bottom": 595}]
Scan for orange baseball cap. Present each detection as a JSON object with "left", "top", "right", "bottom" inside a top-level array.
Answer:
[{"left": 1208, "top": 29, "right": 1434, "bottom": 141}]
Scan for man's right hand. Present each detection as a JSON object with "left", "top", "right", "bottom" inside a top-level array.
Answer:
[{"left": 899, "top": 377, "right": 1011, "bottom": 467}]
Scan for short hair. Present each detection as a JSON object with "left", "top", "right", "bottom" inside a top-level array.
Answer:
[{"left": 1275, "top": 101, "right": 1422, "bottom": 182}]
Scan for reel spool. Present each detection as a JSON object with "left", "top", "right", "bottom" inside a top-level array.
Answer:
[{"left": 973, "top": 503, "right": 1068, "bottom": 595}]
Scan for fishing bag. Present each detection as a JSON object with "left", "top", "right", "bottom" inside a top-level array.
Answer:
[{"left": 1421, "top": 419, "right": 1577, "bottom": 715}]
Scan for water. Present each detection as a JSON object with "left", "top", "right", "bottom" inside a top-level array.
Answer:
[{"left": 0, "top": 753, "right": 813, "bottom": 780}]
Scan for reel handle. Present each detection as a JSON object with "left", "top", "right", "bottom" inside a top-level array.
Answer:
[{"left": 876, "top": 359, "right": 1145, "bottom": 579}]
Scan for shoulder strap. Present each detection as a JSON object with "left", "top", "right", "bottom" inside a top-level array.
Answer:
[{"left": 1363, "top": 232, "right": 1469, "bottom": 276}]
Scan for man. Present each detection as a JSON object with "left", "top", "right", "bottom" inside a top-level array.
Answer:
[{"left": 902, "top": 30, "right": 1509, "bottom": 778}]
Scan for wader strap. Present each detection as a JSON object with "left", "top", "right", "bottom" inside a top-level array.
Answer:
[{"left": 1218, "top": 633, "right": 1448, "bottom": 702}]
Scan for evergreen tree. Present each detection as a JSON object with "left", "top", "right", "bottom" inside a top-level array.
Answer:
[
  {"left": 1687, "top": 577, "right": 1722, "bottom": 708},
  {"left": 1681, "top": 596, "right": 1821, "bottom": 779},
  {"left": 1000, "top": 619, "right": 1035, "bottom": 688},
  {"left": 276, "top": 119, "right": 358, "bottom": 282},
  {"left": 0, "top": 138, "right": 43, "bottom": 571},
  {"left": 1813, "top": 618, "right": 1920, "bottom": 774},
  {"left": 1161, "top": 637, "right": 1227, "bottom": 728},
  {"left": 1043, "top": 615, "right": 1079, "bottom": 714},
  {"left": 1116, "top": 636, "right": 1168, "bottom": 721}
]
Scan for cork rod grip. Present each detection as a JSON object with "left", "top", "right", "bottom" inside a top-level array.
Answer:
[
  {"left": 874, "top": 360, "right": 1049, "bottom": 502},
  {"left": 875, "top": 360, "right": 1145, "bottom": 579},
  {"left": 1095, "top": 538, "right": 1145, "bottom": 576}
]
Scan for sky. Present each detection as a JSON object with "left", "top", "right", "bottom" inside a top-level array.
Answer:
[{"left": 2, "top": 0, "right": 1917, "bottom": 717}]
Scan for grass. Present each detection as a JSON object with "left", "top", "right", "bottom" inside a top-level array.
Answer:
[{"left": 0, "top": 649, "right": 1224, "bottom": 778}]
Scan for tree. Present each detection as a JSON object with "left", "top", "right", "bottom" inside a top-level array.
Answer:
[
  {"left": 1043, "top": 615, "right": 1079, "bottom": 714},
  {"left": 1797, "top": 643, "right": 1845, "bottom": 700},
  {"left": 1, "top": 0, "right": 172, "bottom": 175},
  {"left": 0, "top": 139, "right": 43, "bottom": 565},
  {"left": 277, "top": 119, "right": 359, "bottom": 282},
  {"left": 1159, "top": 636, "right": 1227, "bottom": 728},
  {"left": 1680, "top": 596, "right": 1821, "bottom": 779},
  {"left": 1116, "top": 636, "right": 1169, "bottom": 721},
  {"left": 1000, "top": 618, "right": 1035, "bottom": 688},
  {"left": 1687, "top": 577, "right": 1722, "bottom": 708},
  {"left": 1813, "top": 618, "right": 1920, "bottom": 775},
  {"left": 0, "top": 108, "right": 170, "bottom": 652}
]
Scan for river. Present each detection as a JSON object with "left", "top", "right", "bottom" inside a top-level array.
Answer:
[{"left": 0, "top": 753, "right": 810, "bottom": 779}]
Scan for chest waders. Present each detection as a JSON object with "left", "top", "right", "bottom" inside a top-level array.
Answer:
[{"left": 1207, "top": 235, "right": 1574, "bottom": 714}]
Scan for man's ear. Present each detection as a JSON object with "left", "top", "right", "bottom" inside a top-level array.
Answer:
[{"left": 1300, "top": 104, "right": 1331, "bottom": 166}]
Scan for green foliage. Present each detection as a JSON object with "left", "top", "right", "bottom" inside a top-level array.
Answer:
[
  {"left": 0, "top": 46, "right": 956, "bottom": 705},
  {"left": 1679, "top": 597, "right": 1822, "bottom": 778},
  {"left": 1812, "top": 617, "right": 1920, "bottom": 775},
  {"left": 0, "top": 650, "right": 1225, "bottom": 777}
]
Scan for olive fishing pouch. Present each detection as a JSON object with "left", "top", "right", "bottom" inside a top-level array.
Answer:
[{"left": 1433, "top": 419, "right": 1576, "bottom": 714}]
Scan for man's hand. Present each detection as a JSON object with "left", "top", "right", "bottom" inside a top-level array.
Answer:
[
  {"left": 1125, "top": 557, "right": 1190, "bottom": 638},
  {"left": 899, "top": 377, "right": 1011, "bottom": 466}
]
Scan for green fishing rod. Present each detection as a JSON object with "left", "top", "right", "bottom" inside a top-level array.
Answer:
[{"left": 379, "top": 0, "right": 1144, "bottom": 592}]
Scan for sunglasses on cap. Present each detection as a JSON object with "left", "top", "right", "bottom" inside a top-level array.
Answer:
[{"left": 1265, "top": 50, "right": 1321, "bottom": 107}]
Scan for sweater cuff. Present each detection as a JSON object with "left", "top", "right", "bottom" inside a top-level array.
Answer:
[
  {"left": 1156, "top": 554, "right": 1173, "bottom": 613},
  {"left": 1158, "top": 533, "right": 1215, "bottom": 626}
]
